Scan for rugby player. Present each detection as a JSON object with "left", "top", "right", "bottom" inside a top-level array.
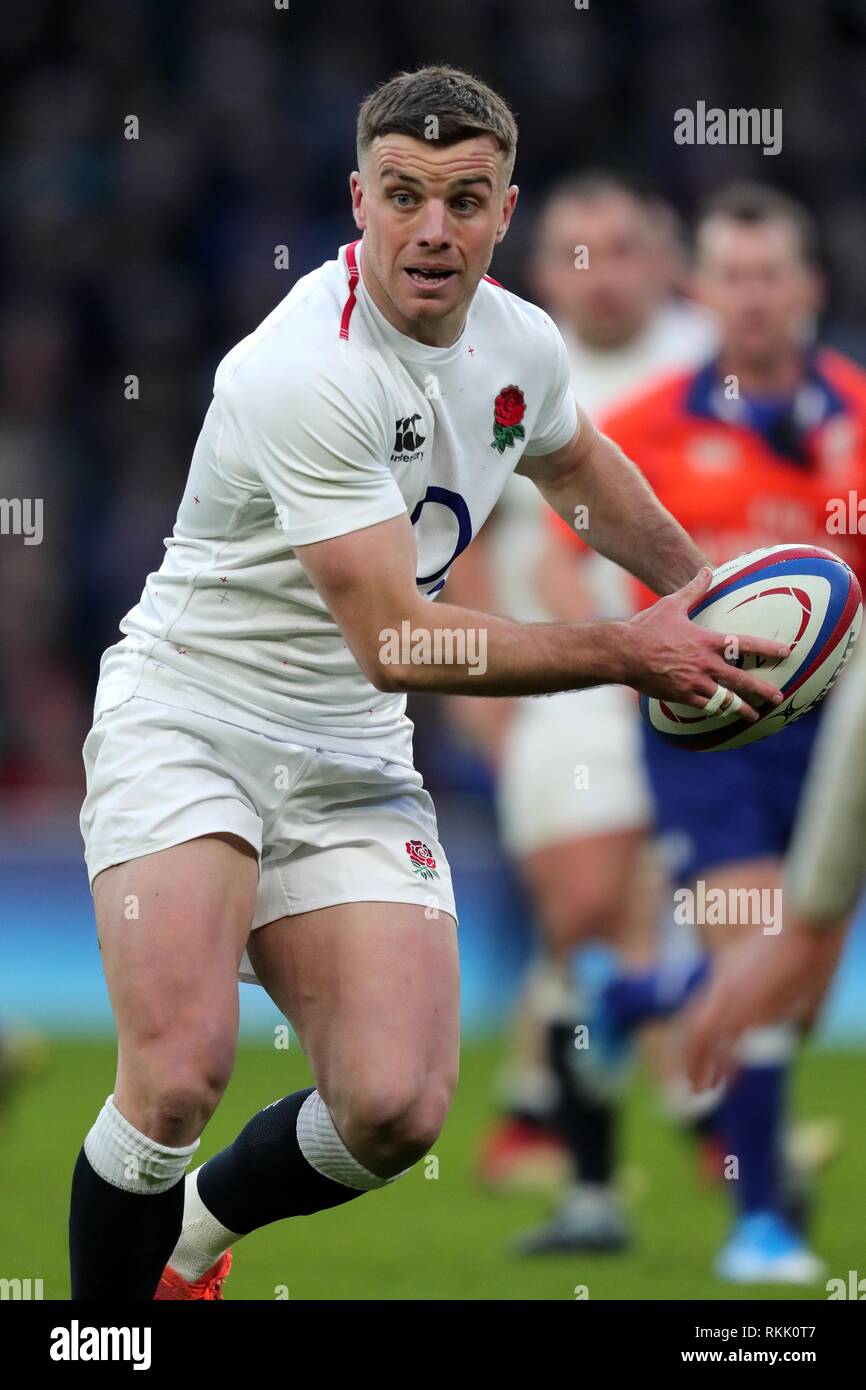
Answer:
[{"left": 72, "top": 69, "right": 785, "bottom": 1300}]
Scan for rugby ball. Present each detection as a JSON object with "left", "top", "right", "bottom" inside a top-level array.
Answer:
[{"left": 641, "top": 544, "right": 862, "bottom": 750}]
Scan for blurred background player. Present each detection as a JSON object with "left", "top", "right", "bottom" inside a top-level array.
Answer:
[
  {"left": 443, "top": 173, "right": 716, "bottom": 1250},
  {"left": 685, "top": 634, "right": 866, "bottom": 1089},
  {"left": 546, "top": 181, "right": 866, "bottom": 1280}
]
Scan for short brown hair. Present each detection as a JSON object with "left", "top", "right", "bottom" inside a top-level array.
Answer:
[
  {"left": 697, "top": 182, "right": 820, "bottom": 267},
  {"left": 357, "top": 65, "right": 518, "bottom": 181}
]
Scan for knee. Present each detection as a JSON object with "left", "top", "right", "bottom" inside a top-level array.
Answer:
[
  {"left": 121, "top": 1029, "right": 235, "bottom": 1145},
  {"left": 361, "top": 1084, "right": 452, "bottom": 1169},
  {"left": 540, "top": 884, "right": 618, "bottom": 956},
  {"left": 143, "top": 1076, "right": 226, "bottom": 1144},
  {"left": 334, "top": 1073, "right": 456, "bottom": 1174}
]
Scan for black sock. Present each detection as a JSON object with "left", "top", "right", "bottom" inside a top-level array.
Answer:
[
  {"left": 547, "top": 1020, "right": 616, "bottom": 1186},
  {"left": 69, "top": 1147, "right": 185, "bottom": 1300},
  {"left": 197, "top": 1087, "right": 363, "bottom": 1236}
]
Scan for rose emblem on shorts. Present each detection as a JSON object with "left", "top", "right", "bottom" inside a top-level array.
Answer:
[
  {"left": 405, "top": 839, "right": 439, "bottom": 879},
  {"left": 491, "top": 384, "right": 526, "bottom": 452}
]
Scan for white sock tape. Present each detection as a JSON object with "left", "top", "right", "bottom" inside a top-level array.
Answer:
[
  {"left": 84, "top": 1093, "right": 200, "bottom": 1194},
  {"left": 296, "top": 1090, "right": 410, "bottom": 1191}
]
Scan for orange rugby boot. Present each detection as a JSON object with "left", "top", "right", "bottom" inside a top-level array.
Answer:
[{"left": 154, "top": 1249, "right": 232, "bottom": 1300}]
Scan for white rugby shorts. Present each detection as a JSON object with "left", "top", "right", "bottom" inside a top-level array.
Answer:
[
  {"left": 497, "top": 684, "right": 652, "bottom": 857},
  {"left": 80, "top": 678, "right": 456, "bottom": 986}
]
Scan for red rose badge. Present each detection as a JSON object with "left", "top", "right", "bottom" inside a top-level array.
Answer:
[
  {"left": 491, "top": 385, "right": 526, "bottom": 453},
  {"left": 405, "top": 839, "right": 439, "bottom": 880}
]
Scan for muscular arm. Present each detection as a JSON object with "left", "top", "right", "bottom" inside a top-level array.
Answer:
[
  {"left": 517, "top": 406, "right": 711, "bottom": 596},
  {"left": 784, "top": 635, "right": 866, "bottom": 927},
  {"left": 297, "top": 509, "right": 630, "bottom": 696},
  {"left": 295, "top": 508, "right": 787, "bottom": 713}
]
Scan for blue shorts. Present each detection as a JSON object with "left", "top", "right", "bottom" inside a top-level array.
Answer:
[{"left": 641, "top": 709, "right": 823, "bottom": 885}]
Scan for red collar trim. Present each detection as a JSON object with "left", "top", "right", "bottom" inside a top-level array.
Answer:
[{"left": 339, "top": 240, "right": 361, "bottom": 340}]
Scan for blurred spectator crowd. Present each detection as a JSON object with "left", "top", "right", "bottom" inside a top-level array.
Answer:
[{"left": 2, "top": 0, "right": 866, "bottom": 811}]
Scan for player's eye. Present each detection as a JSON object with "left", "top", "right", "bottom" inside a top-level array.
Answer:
[
  {"left": 391, "top": 191, "right": 416, "bottom": 209},
  {"left": 452, "top": 197, "right": 479, "bottom": 213}
]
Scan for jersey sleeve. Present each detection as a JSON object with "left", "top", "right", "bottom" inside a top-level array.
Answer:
[
  {"left": 219, "top": 348, "right": 407, "bottom": 546},
  {"left": 524, "top": 318, "right": 579, "bottom": 456}
]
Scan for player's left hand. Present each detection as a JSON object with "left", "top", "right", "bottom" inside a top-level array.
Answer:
[{"left": 684, "top": 926, "right": 844, "bottom": 1090}]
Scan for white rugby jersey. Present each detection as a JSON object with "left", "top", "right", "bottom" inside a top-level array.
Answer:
[{"left": 97, "top": 240, "right": 577, "bottom": 746}]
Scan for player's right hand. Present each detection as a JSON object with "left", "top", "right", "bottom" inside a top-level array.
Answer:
[{"left": 621, "top": 567, "right": 790, "bottom": 723}]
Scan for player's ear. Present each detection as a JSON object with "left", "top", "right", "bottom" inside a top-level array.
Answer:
[
  {"left": 495, "top": 185, "right": 519, "bottom": 244},
  {"left": 350, "top": 170, "right": 366, "bottom": 230}
]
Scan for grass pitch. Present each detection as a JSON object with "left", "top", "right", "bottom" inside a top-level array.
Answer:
[{"left": 1, "top": 1038, "right": 862, "bottom": 1300}]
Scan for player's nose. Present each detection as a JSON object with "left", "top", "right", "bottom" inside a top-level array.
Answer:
[{"left": 414, "top": 201, "right": 451, "bottom": 246}]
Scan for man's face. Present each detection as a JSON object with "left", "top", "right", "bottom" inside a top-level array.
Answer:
[
  {"left": 531, "top": 192, "right": 665, "bottom": 349},
  {"left": 351, "top": 133, "right": 517, "bottom": 346},
  {"left": 694, "top": 218, "right": 822, "bottom": 370}
]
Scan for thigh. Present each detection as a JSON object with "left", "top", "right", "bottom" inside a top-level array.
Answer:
[
  {"left": 246, "top": 901, "right": 460, "bottom": 1108},
  {"left": 520, "top": 827, "right": 648, "bottom": 960},
  {"left": 94, "top": 833, "right": 258, "bottom": 1125},
  {"left": 616, "top": 843, "right": 664, "bottom": 965}
]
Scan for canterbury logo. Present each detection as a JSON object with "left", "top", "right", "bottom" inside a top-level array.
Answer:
[{"left": 393, "top": 414, "right": 426, "bottom": 453}]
